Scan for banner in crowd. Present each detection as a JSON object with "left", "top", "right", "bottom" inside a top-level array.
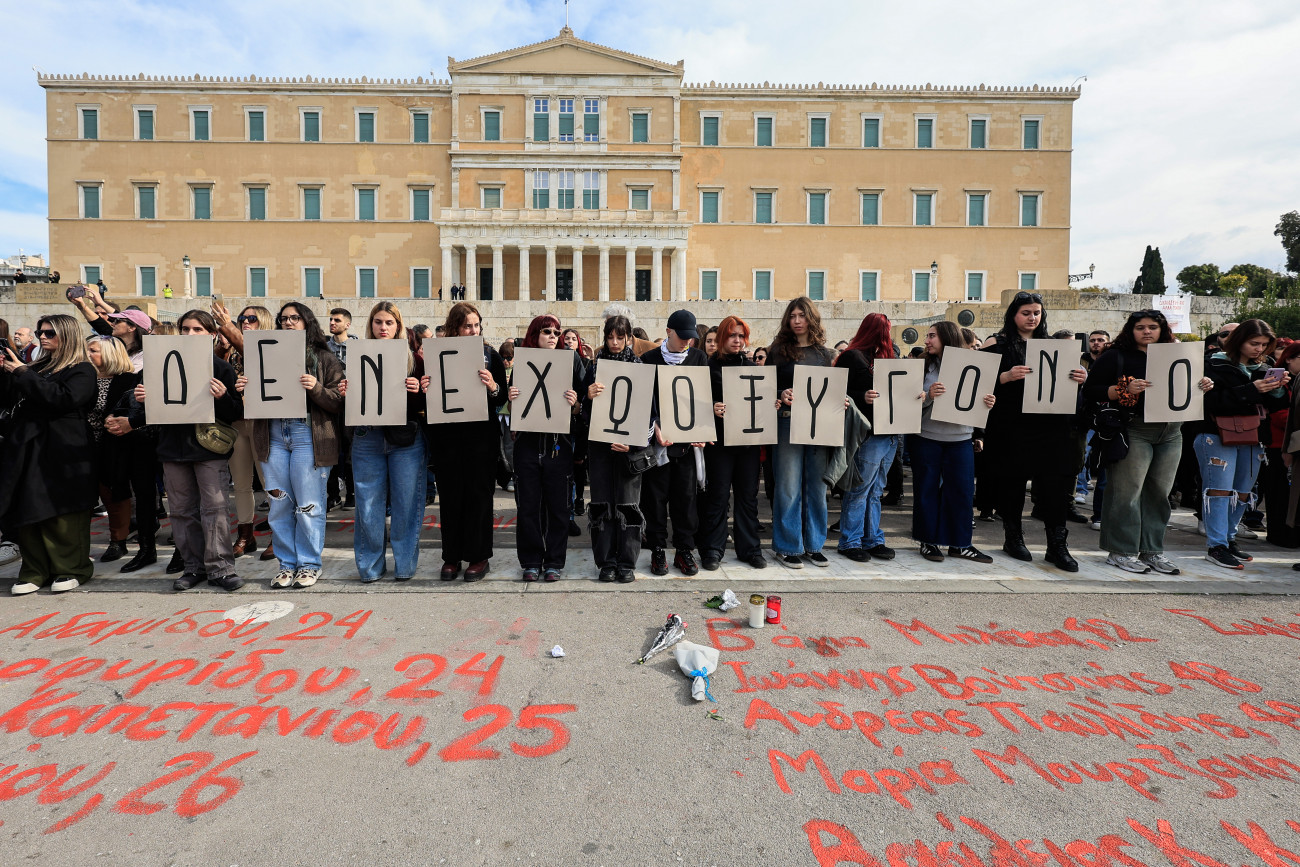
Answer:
[
  {"left": 241, "top": 331, "right": 307, "bottom": 420},
  {"left": 790, "top": 365, "right": 848, "bottom": 447},
  {"left": 344, "top": 340, "right": 411, "bottom": 427},
  {"left": 511, "top": 347, "right": 576, "bottom": 434},
  {"left": 1022, "top": 338, "right": 1083, "bottom": 415},
  {"left": 871, "top": 359, "right": 925, "bottom": 434},
  {"left": 1154, "top": 294, "right": 1193, "bottom": 333},
  {"left": 423, "top": 336, "right": 490, "bottom": 424},
  {"left": 587, "top": 358, "right": 656, "bottom": 446},
  {"left": 142, "top": 335, "right": 214, "bottom": 424},
  {"left": 656, "top": 365, "right": 716, "bottom": 444},
  {"left": 720, "top": 366, "right": 778, "bottom": 445},
  {"left": 930, "top": 348, "right": 1001, "bottom": 428},
  {"left": 1144, "top": 341, "right": 1204, "bottom": 423}
]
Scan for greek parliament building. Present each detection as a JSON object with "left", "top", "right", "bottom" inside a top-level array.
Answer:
[{"left": 41, "top": 27, "right": 1078, "bottom": 307}]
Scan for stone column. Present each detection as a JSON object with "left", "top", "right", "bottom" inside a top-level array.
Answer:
[
  {"left": 650, "top": 246, "right": 665, "bottom": 302},
  {"left": 598, "top": 244, "right": 610, "bottom": 302},
  {"left": 491, "top": 244, "right": 504, "bottom": 299},
  {"left": 441, "top": 244, "right": 454, "bottom": 296},
  {"left": 624, "top": 247, "right": 636, "bottom": 300},
  {"left": 544, "top": 245, "right": 557, "bottom": 302},
  {"left": 464, "top": 244, "right": 478, "bottom": 300},
  {"left": 517, "top": 245, "right": 530, "bottom": 302},
  {"left": 571, "top": 245, "right": 584, "bottom": 302},
  {"left": 669, "top": 247, "right": 683, "bottom": 301}
]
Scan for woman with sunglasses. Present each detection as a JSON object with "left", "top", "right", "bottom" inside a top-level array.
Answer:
[
  {"left": 506, "top": 316, "right": 583, "bottom": 582},
  {"left": 561, "top": 327, "right": 591, "bottom": 522},
  {"left": 86, "top": 335, "right": 142, "bottom": 565},
  {"left": 235, "top": 304, "right": 343, "bottom": 588},
  {"left": 0, "top": 315, "right": 98, "bottom": 594}
]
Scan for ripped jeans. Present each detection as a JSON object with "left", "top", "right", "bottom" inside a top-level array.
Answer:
[
  {"left": 1192, "top": 433, "right": 1262, "bottom": 550},
  {"left": 260, "top": 419, "right": 330, "bottom": 571}
]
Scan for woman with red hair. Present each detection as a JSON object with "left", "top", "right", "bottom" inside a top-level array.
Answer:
[{"left": 834, "top": 313, "right": 901, "bottom": 562}]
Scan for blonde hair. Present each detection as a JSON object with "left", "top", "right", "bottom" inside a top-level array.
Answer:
[
  {"left": 240, "top": 305, "right": 274, "bottom": 332},
  {"left": 87, "top": 335, "right": 134, "bottom": 375},
  {"left": 365, "top": 301, "right": 407, "bottom": 340},
  {"left": 152, "top": 321, "right": 177, "bottom": 336},
  {"left": 35, "top": 314, "right": 91, "bottom": 375}
]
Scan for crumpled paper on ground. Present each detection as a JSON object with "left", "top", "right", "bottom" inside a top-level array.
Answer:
[
  {"left": 703, "top": 589, "right": 739, "bottom": 611},
  {"left": 636, "top": 614, "right": 686, "bottom": 664},
  {"left": 673, "top": 640, "right": 720, "bottom": 702},
  {"left": 550, "top": 645, "right": 565, "bottom": 658}
]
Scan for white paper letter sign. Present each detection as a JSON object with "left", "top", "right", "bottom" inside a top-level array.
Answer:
[
  {"left": 143, "top": 335, "right": 214, "bottom": 424},
  {"left": 345, "top": 340, "right": 410, "bottom": 427},
  {"left": 931, "top": 348, "right": 1001, "bottom": 428},
  {"left": 871, "top": 359, "right": 925, "bottom": 435},
  {"left": 424, "top": 336, "right": 489, "bottom": 424},
  {"left": 511, "top": 347, "right": 575, "bottom": 435},
  {"left": 655, "top": 365, "right": 716, "bottom": 444},
  {"left": 242, "top": 331, "right": 307, "bottom": 420},
  {"left": 1023, "top": 339, "right": 1082, "bottom": 415},
  {"left": 721, "top": 366, "right": 778, "bottom": 446},
  {"left": 588, "top": 359, "right": 656, "bottom": 447},
  {"left": 1144, "top": 341, "right": 1204, "bottom": 423},
  {"left": 790, "top": 365, "right": 848, "bottom": 446}
]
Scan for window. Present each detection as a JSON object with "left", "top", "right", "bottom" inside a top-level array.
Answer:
[
  {"left": 701, "top": 114, "right": 720, "bottom": 146},
  {"left": 480, "top": 187, "right": 501, "bottom": 209},
  {"left": 583, "top": 98, "right": 599, "bottom": 142},
  {"left": 754, "top": 270, "right": 772, "bottom": 301},
  {"left": 532, "top": 171, "right": 550, "bottom": 209},
  {"left": 809, "top": 115, "right": 827, "bottom": 147},
  {"left": 138, "top": 266, "right": 156, "bottom": 297},
  {"left": 137, "top": 185, "right": 156, "bottom": 220},
  {"left": 754, "top": 191, "right": 773, "bottom": 224},
  {"left": 966, "top": 272, "right": 986, "bottom": 302},
  {"left": 79, "top": 184, "right": 101, "bottom": 219},
  {"left": 700, "top": 190, "right": 719, "bottom": 223},
  {"left": 412, "top": 268, "right": 431, "bottom": 299},
  {"left": 195, "top": 266, "right": 212, "bottom": 297},
  {"left": 192, "top": 186, "right": 211, "bottom": 220},
  {"left": 82, "top": 265, "right": 102, "bottom": 285},
  {"left": 411, "top": 110, "right": 430, "bottom": 143},
  {"left": 483, "top": 109, "right": 501, "bottom": 142},
  {"left": 581, "top": 171, "right": 600, "bottom": 210},
  {"left": 302, "top": 110, "right": 321, "bottom": 142},
  {"left": 1023, "top": 118, "right": 1041, "bottom": 149},
  {"left": 1021, "top": 193, "right": 1040, "bottom": 227},
  {"left": 755, "top": 115, "right": 773, "bottom": 147},
  {"left": 80, "top": 107, "right": 98, "bottom": 140},
  {"left": 135, "top": 107, "right": 154, "bottom": 141},
  {"left": 629, "top": 187, "right": 649, "bottom": 210},
  {"left": 631, "top": 112, "right": 649, "bottom": 143},
  {"left": 357, "top": 111, "right": 375, "bottom": 143},
  {"left": 967, "top": 193, "right": 987, "bottom": 227},
  {"left": 358, "top": 267, "right": 376, "bottom": 298},
  {"left": 303, "top": 267, "right": 321, "bottom": 298},
  {"left": 247, "top": 109, "right": 265, "bottom": 142},
  {"left": 558, "top": 99, "right": 575, "bottom": 141},
  {"left": 970, "top": 118, "right": 987, "bottom": 149},
  {"left": 700, "top": 270, "right": 719, "bottom": 300},
  {"left": 860, "top": 192, "right": 880, "bottom": 226},
  {"left": 860, "top": 271, "right": 879, "bottom": 302},
  {"left": 807, "top": 271, "right": 826, "bottom": 301},
  {"left": 302, "top": 187, "right": 321, "bottom": 220},
  {"left": 913, "top": 271, "right": 931, "bottom": 302},
  {"left": 533, "top": 98, "right": 549, "bottom": 142},
  {"left": 862, "top": 115, "right": 881, "bottom": 148},
  {"left": 248, "top": 267, "right": 267, "bottom": 297},
  {"left": 807, "top": 192, "right": 826, "bottom": 225},
  {"left": 356, "top": 188, "right": 376, "bottom": 221},
  {"left": 916, "top": 117, "right": 934, "bottom": 148},
  {"left": 191, "top": 108, "right": 210, "bottom": 141},
  {"left": 914, "top": 192, "right": 933, "bottom": 226},
  {"left": 557, "top": 171, "right": 575, "bottom": 209},
  {"left": 1020, "top": 273, "right": 1038, "bottom": 292},
  {"left": 247, "top": 187, "right": 266, "bottom": 221},
  {"left": 412, "top": 188, "right": 431, "bottom": 220}
]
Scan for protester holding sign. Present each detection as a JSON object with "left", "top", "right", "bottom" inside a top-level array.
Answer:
[
  {"left": 506, "top": 315, "right": 582, "bottom": 582},
  {"left": 238, "top": 304, "right": 343, "bottom": 589},
  {"left": 913, "top": 322, "right": 996, "bottom": 564},
  {"left": 0, "top": 314, "right": 97, "bottom": 594},
  {"left": 1193, "top": 319, "right": 1290, "bottom": 570},
  {"left": 982, "top": 292, "right": 1086, "bottom": 572},
  {"left": 133, "top": 310, "right": 244, "bottom": 592}
]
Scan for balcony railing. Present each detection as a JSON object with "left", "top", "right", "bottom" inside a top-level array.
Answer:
[{"left": 439, "top": 208, "right": 689, "bottom": 223}]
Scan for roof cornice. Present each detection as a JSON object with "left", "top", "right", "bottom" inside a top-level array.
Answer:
[
  {"left": 682, "top": 81, "right": 1081, "bottom": 100},
  {"left": 38, "top": 72, "right": 451, "bottom": 92}
]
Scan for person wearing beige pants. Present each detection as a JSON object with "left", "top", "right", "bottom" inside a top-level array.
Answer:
[{"left": 229, "top": 418, "right": 267, "bottom": 556}]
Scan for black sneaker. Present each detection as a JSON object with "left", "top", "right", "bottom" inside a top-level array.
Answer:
[
  {"left": 1227, "top": 540, "right": 1254, "bottom": 562},
  {"left": 674, "top": 550, "right": 699, "bottom": 576},
  {"left": 919, "top": 543, "right": 945, "bottom": 562},
  {"left": 778, "top": 553, "right": 803, "bottom": 569},
  {"left": 949, "top": 545, "right": 993, "bottom": 564},
  {"left": 210, "top": 573, "right": 244, "bottom": 591},
  {"left": 650, "top": 549, "right": 668, "bottom": 576},
  {"left": 568, "top": 520, "right": 582, "bottom": 537},
  {"left": 805, "top": 552, "right": 830, "bottom": 567},
  {"left": 598, "top": 566, "right": 617, "bottom": 583},
  {"left": 866, "top": 544, "right": 896, "bottom": 560},
  {"left": 700, "top": 557, "right": 721, "bottom": 571},
  {"left": 574, "top": 497, "right": 585, "bottom": 516},
  {"left": 173, "top": 572, "right": 206, "bottom": 591},
  {"left": 615, "top": 568, "right": 636, "bottom": 584},
  {"left": 1066, "top": 507, "right": 1089, "bottom": 524},
  {"left": 1206, "top": 545, "right": 1244, "bottom": 570},
  {"left": 165, "top": 550, "right": 185, "bottom": 574},
  {"left": 977, "top": 509, "right": 997, "bottom": 522},
  {"left": 839, "top": 548, "right": 871, "bottom": 563},
  {"left": 744, "top": 554, "right": 767, "bottom": 569}
]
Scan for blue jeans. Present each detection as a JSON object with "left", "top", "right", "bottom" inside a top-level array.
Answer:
[
  {"left": 909, "top": 436, "right": 975, "bottom": 548},
  {"left": 260, "top": 419, "right": 330, "bottom": 571},
  {"left": 772, "top": 416, "right": 830, "bottom": 556},
  {"left": 838, "top": 434, "right": 899, "bottom": 551},
  {"left": 351, "top": 426, "right": 427, "bottom": 581},
  {"left": 1076, "top": 430, "right": 1093, "bottom": 497},
  {"left": 1192, "top": 433, "right": 1262, "bottom": 549}
]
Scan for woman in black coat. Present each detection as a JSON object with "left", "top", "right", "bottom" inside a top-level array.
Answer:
[
  {"left": 86, "top": 335, "right": 141, "bottom": 564},
  {"left": 0, "top": 313, "right": 98, "bottom": 595}
]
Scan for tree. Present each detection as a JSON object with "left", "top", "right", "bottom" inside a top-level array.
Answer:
[
  {"left": 1176, "top": 264, "right": 1223, "bottom": 296},
  {"left": 1218, "top": 273, "right": 1249, "bottom": 296},
  {"left": 1276, "top": 210, "right": 1300, "bottom": 274},
  {"left": 1226, "top": 263, "right": 1283, "bottom": 298},
  {"left": 1134, "top": 245, "right": 1166, "bottom": 295}
]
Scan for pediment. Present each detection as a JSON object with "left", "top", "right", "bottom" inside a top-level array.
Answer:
[{"left": 449, "top": 28, "right": 682, "bottom": 78}]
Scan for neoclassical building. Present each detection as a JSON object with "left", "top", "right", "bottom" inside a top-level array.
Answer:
[{"left": 42, "top": 27, "right": 1079, "bottom": 303}]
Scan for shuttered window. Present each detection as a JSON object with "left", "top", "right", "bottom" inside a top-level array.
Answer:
[
  {"left": 1020, "top": 273, "right": 1038, "bottom": 292},
  {"left": 860, "top": 272, "right": 878, "bottom": 301},
  {"left": 481, "top": 188, "right": 501, "bottom": 209},
  {"left": 1021, "top": 194, "right": 1039, "bottom": 227},
  {"left": 357, "top": 188, "right": 376, "bottom": 221},
  {"left": 304, "top": 268, "right": 321, "bottom": 298},
  {"left": 139, "top": 267, "right": 156, "bottom": 297},
  {"left": 807, "top": 272, "right": 825, "bottom": 301},
  {"left": 195, "top": 267, "right": 212, "bottom": 297},
  {"left": 137, "top": 109, "right": 154, "bottom": 141},
  {"left": 412, "top": 268, "right": 431, "bottom": 299},
  {"left": 248, "top": 110, "right": 264, "bottom": 141},
  {"left": 583, "top": 99, "right": 599, "bottom": 141},
  {"left": 862, "top": 117, "right": 880, "bottom": 148},
  {"left": 192, "top": 110, "right": 210, "bottom": 141},
  {"left": 303, "top": 111, "right": 320, "bottom": 142},
  {"left": 412, "top": 111, "right": 430, "bottom": 143},
  {"left": 756, "top": 116, "right": 772, "bottom": 146},
  {"left": 1023, "top": 119, "right": 1040, "bottom": 149},
  {"left": 249, "top": 268, "right": 267, "bottom": 297},
  {"left": 968, "top": 194, "right": 986, "bottom": 227},
  {"left": 558, "top": 99, "right": 575, "bottom": 141},
  {"left": 808, "top": 192, "right": 826, "bottom": 225},
  {"left": 303, "top": 188, "right": 321, "bottom": 220},
  {"left": 916, "top": 118, "right": 933, "bottom": 148},
  {"left": 702, "top": 116, "right": 719, "bottom": 146},
  {"left": 755, "top": 192, "right": 773, "bottom": 224},
  {"left": 81, "top": 108, "right": 98, "bottom": 140},
  {"left": 630, "top": 188, "right": 649, "bottom": 210},
  {"left": 483, "top": 111, "right": 500, "bottom": 142},
  {"left": 412, "top": 188, "right": 430, "bottom": 221},
  {"left": 192, "top": 187, "right": 211, "bottom": 220},
  {"left": 701, "top": 270, "right": 718, "bottom": 300},
  {"left": 913, "top": 273, "right": 931, "bottom": 302},
  {"left": 701, "top": 191, "right": 719, "bottom": 223},
  {"left": 631, "top": 112, "right": 648, "bottom": 143},
  {"left": 359, "top": 268, "right": 376, "bottom": 298},
  {"left": 809, "top": 117, "right": 826, "bottom": 147},
  {"left": 970, "top": 118, "right": 986, "bottom": 149},
  {"left": 533, "top": 99, "right": 548, "bottom": 141},
  {"left": 754, "top": 270, "right": 772, "bottom": 300},
  {"left": 861, "top": 193, "right": 880, "bottom": 226},
  {"left": 358, "top": 112, "right": 375, "bottom": 143},
  {"left": 966, "top": 273, "right": 985, "bottom": 302},
  {"left": 914, "top": 193, "right": 933, "bottom": 226},
  {"left": 137, "top": 186, "right": 155, "bottom": 220},
  {"left": 248, "top": 187, "right": 266, "bottom": 221}
]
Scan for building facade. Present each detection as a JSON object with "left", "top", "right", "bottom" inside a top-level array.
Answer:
[{"left": 42, "top": 27, "right": 1079, "bottom": 304}]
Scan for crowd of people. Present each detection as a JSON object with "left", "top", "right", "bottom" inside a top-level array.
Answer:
[{"left": 1, "top": 286, "right": 1296, "bottom": 595}]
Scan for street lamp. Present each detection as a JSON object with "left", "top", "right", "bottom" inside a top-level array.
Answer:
[
  {"left": 18, "top": 249, "right": 27, "bottom": 269},
  {"left": 182, "top": 254, "right": 193, "bottom": 298}
]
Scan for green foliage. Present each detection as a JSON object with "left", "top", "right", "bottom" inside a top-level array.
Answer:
[
  {"left": 1276, "top": 210, "right": 1300, "bottom": 274},
  {"left": 1176, "top": 263, "right": 1222, "bottom": 296},
  {"left": 1134, "top": 245, "right": 1166, "bottom": 295},
  {"left": 1219, "top": 273, "right": 1249, "bottom": 296},
  {"left": 1236, "top": 280, "right": 1300, "bottom": 339}
]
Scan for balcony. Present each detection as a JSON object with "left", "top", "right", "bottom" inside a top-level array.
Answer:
[{"left": 438, "top": 208, "right": 689, "bottom": 224}]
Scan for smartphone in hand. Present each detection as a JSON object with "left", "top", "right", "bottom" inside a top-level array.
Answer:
[{"left": 1266, "top": 367, "right": 1286, "bottom": 383}]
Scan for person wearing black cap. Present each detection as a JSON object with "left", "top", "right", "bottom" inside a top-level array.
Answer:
[{"left": 639, "top": 310, "right": 709, "bottom": 576}]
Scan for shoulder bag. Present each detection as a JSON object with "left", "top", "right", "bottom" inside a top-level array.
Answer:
[{"left": 1214, "top": 409, "right": 1263, "bottom": 445}]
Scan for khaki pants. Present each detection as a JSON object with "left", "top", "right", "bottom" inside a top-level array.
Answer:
[
  {"left": 229, "top": 419, "right": 265, "bottom": 524},
  {"left": 12, "top": 511, "right": 93, "bottom": 587}
]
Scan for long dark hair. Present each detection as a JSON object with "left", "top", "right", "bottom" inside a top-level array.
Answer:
[
  {"left": 1223, "top": 318, "right": 1277, "bottom": 364},
  {"left": 277, "top": 302, "right": 328, "bottom": 353},
  {"left": 999, "top": 291, "right": 1048, "bottom": 341},
  {"left": 924, "top": 321, "right": 963, "bottom": 372},
  {"left": 1112, "top": 309, "right": 1175, "bottom": 352},
  {"left": 770, "top": 296, "right": 826, "bottom": 364},
  {"left": 840, "top": 312, "right": 894, "bottom": 362}
]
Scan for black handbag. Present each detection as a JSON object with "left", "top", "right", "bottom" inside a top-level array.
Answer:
[
  {"left": 0, "top": 397, "right": 24, "bottom": 448},
  {"left": 626, "top": 444, "right": 668, "bottom": 475}
]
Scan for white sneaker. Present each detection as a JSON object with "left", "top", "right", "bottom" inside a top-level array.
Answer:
[
  {"left": 1073, "top": 493, "right": 1087, "bottom": 504},
  {"left": 10, "top": 582, "right": 39, "bottom": 596},
  {"left": 1139, "top": 553, "right": 1181, "bottom": 575},
  {"left": 50, "top": 577, "right": 80, "bottom": 593},
  {"left": 271, "top": 569, "right": 294, "bottom": 589},
  {"left": 1106, "top": 554, "right": 1151, "bottom": 574},
  {"left": 293, "top": 568, "right": 321, "bottom": 588},
  {"left": 1090, "top": 519, "right": 1101, "bottom": 531},
  {"left": 1235, "top": 524, "right": 1259, "bottom": 540},
  {"left": 0, "top": 542, "right": 19, "bottom": 566},
  {"left": 1195, "top": 520, "right": 1206, "bottom": 536}
]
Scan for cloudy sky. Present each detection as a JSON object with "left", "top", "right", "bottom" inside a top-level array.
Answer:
[{"left": 2, "top": 0, "right": 1295, "bottom": 288}]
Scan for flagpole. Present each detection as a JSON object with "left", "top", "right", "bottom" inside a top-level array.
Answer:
[{"left": 565, "top": 0, "right": 570, "bottom": 28}]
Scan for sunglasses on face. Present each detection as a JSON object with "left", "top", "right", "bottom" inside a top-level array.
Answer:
[
  {"left": 278, "top": 315, "right": 302, "bottom": 325},
  {"left": 539, "top": 328, "right": 561, "bottom": 336},
  {"left": 238, "top": 315, "right": 259, "bottom": 324},
  {"left": 1014, "top": 292, "right": 1044, "bottom": 304},
  {"left": 37, "top": 329, "right": 57, "bottom": 339}
]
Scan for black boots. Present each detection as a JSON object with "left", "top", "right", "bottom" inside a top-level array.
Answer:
[
  {"left": 100, "top": 540, "right": 128, "bottom": 563},
  {"left": 1045, "top": 526, "right": 1079, "bottom": 572},
  {"left": 1002, "top": 519, "right": 1032, "bottom": 562},
  {"left": 120, "top": 541, "right": 157, "bottom": 573}
]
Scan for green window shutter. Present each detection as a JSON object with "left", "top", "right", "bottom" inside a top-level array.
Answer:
[
  {"left": 968, "top": 194, "right": 985, "bottom": 227},
  {"left": 558, "top": 189, "right": 575, "bottom": 209},
  {"left": 754, "top": 271, "right": 771, "bottom": 300},
  {"left": 83, "top": 266, "right": 101, "bottom": 284},
  {"left": 809, "top": 193, "right": 825, "bottom": 225},
  {"left": 755, "top": 192, "right": 772, "bottom": 223},
  {"left": 559, "top": 112, "right": 574, "bottom": 140},
  {"left": 249, "top": 268, "right": 267, "bottom": 297},
  {"left": 358, "top": 189, "right": 375, "bottom": 221},
  {"left": 413, "top": 269, "right": 430, "bottom": 299},
  {"left": 358, "top": 112, "right": 375, "bottom": 142},
  {"left": 304, "top": 112, "right": 320, "bottom": 142},
  {"left": 701, "top": 191, "right": 719, "bottom": 223},
  {"left": 482, "top": 188, "right": 501, "bottom": 209},
  {"left": 630, "top": 189, "right": 648, "bottom": 210},
  {"left": 304, "top": 268, "right": 321, "bottom": 298},
  {"left": 860, "top": 272, "right": 878, "bottom": 301},
  {"left": 584, "top": 111, "right": 599, "bottom": 140},
  {"left": 916, "top": 118, "right": 932, "bottom": 148},
  {"left": 756, "top": 116, "right": 772, "bottom": 146},
  {"left": 412, "top": 188, "right": 431, "bottom": 220},
  {"left": 193, "top": 187, "right": 210, "bottom": 220},
  {"left": 966, "top": 273, "right": 984, "bottom": 301},
  {"left": 701, "top": 271, "right": 718, "bottom": 300},
  {"left": 582, "top": 188, "right": 599, "bottom": 210},
  {"left": 1020, "top": 273, "right": 1037, "bottom": 292},
  {"left": 862, "top": 117, "right": 879, "bottom": 148},
  {"left": 248, "top": 111, "right": 264, "bottom": 141},
  {"left": 248, "top": 187, "right": 266, "bottom": 221},
  {"left": 484, "top": 111, "right": 500, "bottom": 141},
  {"left": 808, "top": 272, "right": 825, "bottom": 301},
  {"left": 195, "top": 267, "right": 212, "bottom": 297},
  {"left": 138, "top": 110, "right": 153, "bottom": 140},
  {"left": 1021, "top": 194, "right": 1038, "bottom": 227},
  {"left": 303, "top": 188, "right": 320, "bottom": 220},
  {"left": 140, "top": 267, "right": 156, "bottom": 296},
  {"left": 82, "top": 186, "right": 99, "bottom": 219},
  {"left": 1023, "top": 119, "right": 1040, "bottom": 149},
  {"left": 413, "top": 112, "right": 429, "bottom": 143},
  {"left": 970, "top": 119, "right": 986, "bottom": 149},
  {"left": 810, "top": 117, "right": 826, "bottom": 147},
  {"left": 533, "top": 113, "right": 548, "bottom": 142},
  {"left": 702, "top": 116, "right": 718, "bottom": 146},
  {"left": 915, "top": 194, "right": 932, "bottom": 226},
  {"left": 138, "top": 186, "right": 155, "bottom": 220},
  {"left": 632, "top": 113, "right": 648, "bottom": 143},
  {"left": 193, "top": 111, "right": 209, "bottom": 141},
  {"left": 359, "top": 269, "right": 376, "bottom": 298},
  {"left": 82, "top": 109, "right": 98, "bottom": 140},
  {"left": 861, "top": 193, "right": 879, "bottom": 226},
  {"left": 532, "top": 189, "right": 549, "bottom": 209},
  {"left": 913, "top": 273, "right": 930, "bottom": 302}
]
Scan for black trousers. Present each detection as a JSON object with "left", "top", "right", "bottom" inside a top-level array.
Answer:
[
  {"left": 128, "top": 434, "right": 160, "bottom": 545},
  {"left": 431, "top": 435, "right": 497, "bottom": 564},
  {"left": 700, "top": 445, "right": 761, "bottom": 560},
  {"left": 587, "top": 445, "right": 643, "bottom": 570},
  {"left": 640, "top": 453, "right": 699, "bottom": 551},
  {"left": 990, "top": 434, "right": 1074, "bottom": 533},
  {"left": 514, "top": 434, "right": 573, "bottom": 569}
]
